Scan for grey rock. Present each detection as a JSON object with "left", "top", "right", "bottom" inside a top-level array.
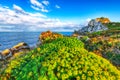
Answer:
[
  {"left": 78, "top": 19, "right": 108, "bottom": 34},
  {"left": 112, "top": 48, "right": 120, "bottom": 54},
  {"left": 0, "top": 53, "right": 5, "bottom": 60}
]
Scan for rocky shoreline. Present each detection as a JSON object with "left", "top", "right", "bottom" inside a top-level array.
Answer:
[{"left": 0, "top": 42, "right": 29, "bottom": 60}]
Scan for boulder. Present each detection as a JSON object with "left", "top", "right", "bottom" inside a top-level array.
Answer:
[
  {"left": 12, "top": 42, "right": 30, "bottom": 54},
  {"left": 0, "top": 49, "right": 12, "bottom": 60},
  {"left": 13, "top": 42, "right": 29, "bottom": 49},
  {"left": 0, "top": 53, "right": 5, "bottom": 60},
  {"left": 1, "top": 49, "right": 11, "bottom": 56},
  {"left": 0, "top": 42, "right": 30, "bottom": 60}
]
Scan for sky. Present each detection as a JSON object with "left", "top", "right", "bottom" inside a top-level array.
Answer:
[{"left": 0, "top": 0, "right": 120, "bottom": 32}]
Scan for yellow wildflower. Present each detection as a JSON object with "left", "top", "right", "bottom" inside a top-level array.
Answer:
[{"left": 37, "top": 48, "right": 41, "bottom": 51}]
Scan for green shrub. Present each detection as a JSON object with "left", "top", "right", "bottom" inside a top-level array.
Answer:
[
  {"left": 1, "top": 37, "right": 120, "bottom": 80},
  {"left": 81, "top": 36, "right": 89, "bottom": 42}
]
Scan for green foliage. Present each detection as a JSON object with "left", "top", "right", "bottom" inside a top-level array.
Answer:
[
  {"left": 1, "top": 37, "right": 120, "bottom": 80},
  {"left": 104, "top": 22, "right": 120, "bottom": 30},
  {"left": 81, "top": 36, "right": 89, "bottom": 42},
  {"left": 84, "top": 36, "right": 120, "bottom": 68},
  {"left": 92, "top": 31, "right": 102, "bottom": 36}
]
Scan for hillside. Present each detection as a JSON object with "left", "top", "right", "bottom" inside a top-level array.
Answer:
[
  {"left": 104, "top": 22, "right": 120, "bottom": 30},
  {"left": 0, "top": 37, "right": 120, "bottom": 80}
]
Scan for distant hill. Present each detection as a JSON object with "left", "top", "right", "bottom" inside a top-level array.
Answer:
[{"left": 96, "top": 17, "right": 110, "bottom": 23}]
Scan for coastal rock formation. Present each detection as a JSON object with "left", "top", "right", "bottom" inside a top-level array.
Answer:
[
  {"left": 0, "top": 49, "right": 12, "bottom": 60},
  {"left": 0, "top": 42, "right": 30, "bottom": 60},
  {"left": 77, "top": 19, "right": 108, "bottom": 34},
  {"left": 96, "top": 17, "right": 110, "bottom": 23},
  {"left": 12, "top": 42, "right": 30, "bottom": 51},
  {"left": 11, "top": 42, "right": 30, "bottom": 55}
]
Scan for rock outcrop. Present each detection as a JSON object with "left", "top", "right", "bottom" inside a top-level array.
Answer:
[
  {"left": 0, "top": 49, "right": 12, "bottom": 60},
  {"left": 77, "top": 19, "right": 108, "bottom": 34},
  {"left": 12, "top": 42, "right": 30, "bottom": 52},
  {"left": 0, "top": 42, "right": 30, "bottom": 60}
]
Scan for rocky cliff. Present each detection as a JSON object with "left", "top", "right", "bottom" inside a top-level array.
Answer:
[{"left": 77, "top": 19, "right": 108, "bottom": 34}]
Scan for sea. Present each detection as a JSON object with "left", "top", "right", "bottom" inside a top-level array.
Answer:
[{"left": 0, "top": 32, "right": 73, "bottom": 51}]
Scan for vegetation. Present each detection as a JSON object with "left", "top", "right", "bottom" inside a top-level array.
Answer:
[
  {"left": 40, "top": 30, "right": 63, "bottom": 43},
  {"left": 1, "top": 37, "right": 120, "bottom": 80},
  {"left": 96, "top": 17, "right": 110, "bottom": 23},
  {"left": 72, "top": 20, "right": 120, "bottom": 70},
  {"left": 104, "top": 22, "right": 120, "bottom": 30},
  {"left": 81, "top": 33, "right": 120, "bottom": 70}
]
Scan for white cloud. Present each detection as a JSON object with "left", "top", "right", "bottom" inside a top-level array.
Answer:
[
  {"left": 86, "top": 18, "right": 91, "bottom": 22},
  {"left": 31, "top": 5, "right": 40, "bottom": 10},
  {"left": 42, "top": 0, "right": 49, "bottom": 6},
  {"left": 55, "top": 5, "right": 60, "bottom": 9},
  {"left": 13, "top": 4, "right": 28, "bottom": 15},
  {"left": 30, "top": 0, "right": 44, "bottom": 8},
  {"left": 13, "top": 4, "right": 24, "bottom": 12},
  {"left": 41, "top": 8, "right": 49, "bottom": 12},
  {"left": 0, "top": 5, "right": 78, "bottom": 32},
  {"left": 30, "top": 0, "right": 49, "bottom": 12}
]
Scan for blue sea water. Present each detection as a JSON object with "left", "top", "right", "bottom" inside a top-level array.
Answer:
[{"left": 0, "top": 32, "right": 73, "bottom": 51}]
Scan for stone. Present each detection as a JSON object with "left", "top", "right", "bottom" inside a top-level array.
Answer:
[
  {"left": 11, "top": 42, "right": 30, "bottom": 55},
  {"left": 0, "top": 49, "right": 12, "bottom": 60},
  {"left": 0, "top": 42, "right": 30, "bottom": 60},
  {"left": 1, "top": 49, "right": 11, "bottom": 56},
  {"left": 0, "top": 53, "right": 5, "bottom": 60},
  {"left": 13, "top": 42, "right": 29, "bottom": 49}
]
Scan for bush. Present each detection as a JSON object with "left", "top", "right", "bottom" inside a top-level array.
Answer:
[
  {"left": 39, "top": 31, "right": 63, "bottom": 43},
  {"left": 1, "top": 37, "right": 120, "bottom": 80},
  {"left": 81, "top": 36, "right": 89, "bottom": 42}
]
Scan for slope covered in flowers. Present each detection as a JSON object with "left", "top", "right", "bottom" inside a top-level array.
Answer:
[{"left": 1, "top": 37, "right": 120, "bottom": 80}]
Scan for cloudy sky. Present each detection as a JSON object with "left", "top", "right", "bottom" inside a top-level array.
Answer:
[{"left": 0, "top": 0, "right": 119, "bottom": 32}]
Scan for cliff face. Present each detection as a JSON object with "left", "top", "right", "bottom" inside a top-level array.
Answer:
[
  {"left": 96, "top": 17, "right": 110, "bottom": 23},
  {"left": 77, "top": 19, "right": 108, "bottom": 34}
]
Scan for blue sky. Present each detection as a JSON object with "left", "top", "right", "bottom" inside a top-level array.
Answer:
[{"left": 0, "top": 0, "right": 119, "bottom": 32}]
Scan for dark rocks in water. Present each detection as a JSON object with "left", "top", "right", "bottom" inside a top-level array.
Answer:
[{"left": 77, "top": 19, "right": 108, "bottom": 34}]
